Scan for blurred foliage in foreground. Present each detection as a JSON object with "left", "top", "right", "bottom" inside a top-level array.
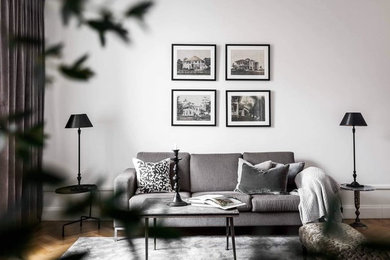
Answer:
[{"left": 0, "top": 1, "right": 181, "bottom": 259}]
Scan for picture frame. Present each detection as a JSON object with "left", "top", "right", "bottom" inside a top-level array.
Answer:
[
  {"left": 225, "top": 44, "right": 270, "bottom": 80},
  {"left": 226, "top": 90, "right": 271, "bottom": 127},
  {"left": 172, "top": 89, "right": 217, "bottom": 126},
  {"left": 172, "top": 44, "right": 216, "bottom": 81}
]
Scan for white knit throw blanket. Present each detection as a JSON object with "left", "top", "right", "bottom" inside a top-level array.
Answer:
[{"left": 295, "top": 167, "right": 343, "bottom": 224}]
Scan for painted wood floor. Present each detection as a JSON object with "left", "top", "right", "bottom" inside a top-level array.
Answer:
[{"left": 26, "top": 219, "right": 390, "bottom": 260}]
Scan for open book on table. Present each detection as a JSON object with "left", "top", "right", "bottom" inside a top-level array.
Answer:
[{"left": 187, "top": 194, "right": 246, "bottom": 210}]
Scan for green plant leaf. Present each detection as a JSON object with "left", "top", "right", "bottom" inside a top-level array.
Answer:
[
  {"left": 45, "top": 43, "right": 63, "bottom": 57},
  {"left": 2, "top": 111, "right": 32, "bottom": 125},
  {"left": 59, "top": 54, "right": 95, "bottom": 81},
  {"left": 125, "top": 1, "right": 154, "bottom": 21},
  {"left": 23, "top": 168, "right": 65, "bottom": 185},
  {"left": 149, "top": 225, "right": 182, "bottom": 240},
  {"left": 15, "top": 123, "right": 46, "bottom": 148},
  {"left": 63, "top": 192, "right": 96, "bottom": 215},
  {"left": 86, "top": 11, "right": 129, "bottom": 46},
  {"left": 0, "top": 216, "right": 35, "bottom": 258},
  {"left": 9, "top": 35, "right": 43, "bottom": 48},
  {"left": 61, "top": 0, "right": 86, "bottom": 25},
  {"left": 59, "top": 252, "right": 89, "bottom": 260}
]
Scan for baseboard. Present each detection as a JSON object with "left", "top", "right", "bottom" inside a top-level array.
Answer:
[{"left": 342, "top": 205, "right": 390, "bottom": 219}]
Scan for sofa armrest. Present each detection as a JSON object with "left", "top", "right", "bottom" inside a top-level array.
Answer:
[{"left": 114, "top": 168, "right": 137, "bottom": 210}]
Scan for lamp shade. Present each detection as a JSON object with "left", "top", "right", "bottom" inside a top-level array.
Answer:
[
  {"left": 65, "top": 114, "right": 93, "bottom": 128},
  {"left": 340, "top": 112, "right": 367, "bottom": 126}
]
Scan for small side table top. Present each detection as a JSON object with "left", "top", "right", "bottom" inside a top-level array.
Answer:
[
  {"left": 340, "top": 184, "right": 375, "bottom": 191},
  {"left": 55, "top": 184, "right": 97, "bottom": 194}
]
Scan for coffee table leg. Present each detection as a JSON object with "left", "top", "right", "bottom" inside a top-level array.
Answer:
[
  {"left": 153, "top": 218, "right": 157, "bottom": 250},
  {"left": 145, "top": 218, "right": 149, "bottom": 260},
  {"left": 229, "top": 217, "right": 236, "bottom": 260},
  {"left": 226, "top": 217, "right": 229, "bottom": 250}
]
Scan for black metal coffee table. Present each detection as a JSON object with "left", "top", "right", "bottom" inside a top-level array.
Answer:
[
  {"left": 55, "top": 184, "right": 100, "bottom": 237},
  {"left": 140, "top": 198, "right": 239, "bottom": 260}
]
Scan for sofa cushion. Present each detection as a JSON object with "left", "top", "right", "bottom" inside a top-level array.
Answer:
[
  {"left": 190, "top": 153, "right": 242, "bottom": 192},
  {"left": 237, "top": 164, "right": 289, "bottom": 194},
  {"left": 133, "top": 158, "right": 172, "bottom": 194},
  {"left": 236, "top": 158, "right": 273, "bottom": 190},
  {"left": 243, "top": 152, "right": 295, "bottom": 165},
  {"left": 251, "top": 194, "right": 300, "bottom": 212},
  {"left": 129, "top": 192, "right": 191, "bottom": 210},
  {"left": 137, "top": 152, "right": 191, "bottom": 192},
  {"left": 273, "top": 162, "right": 305, "bottom": 191},
  {"left": 192, "top": 191, "right": 252, "bottom": 212}
]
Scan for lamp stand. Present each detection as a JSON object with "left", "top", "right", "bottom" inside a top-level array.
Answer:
[
  {"left": 347, "top": 126, "right": 363, "bottom": 188},
  {"left": 168, "top": 149, "right": 188, "bottom": 207},
  {"left": 77, "top": 128, "right": 82, "bottom": 185}
]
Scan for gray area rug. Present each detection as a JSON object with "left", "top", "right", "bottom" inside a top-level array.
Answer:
[{"left": 63, "top": 236, "right": 306, "bottom": 260}]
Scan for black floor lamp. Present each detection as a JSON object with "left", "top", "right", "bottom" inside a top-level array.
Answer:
[
  {"left": 65, "top": 114, "right": 93, "bottom": 185},
  {"left": 340, "top": 112, "right": 367, "bottom": 188}
]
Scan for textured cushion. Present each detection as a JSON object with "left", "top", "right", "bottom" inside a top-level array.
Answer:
[
  {"left": 273, "top": 162, "right": 305, "bottom": 191},
  {"left": 133, "top": 158, "right": 172, "bottom": 193},
  {"left": 298, "top": 223, "right": 390, "bottom": 259},
  {"left": 236, "top": 158, "right": 272, "bottom": 191},
  {"left": 191, "top": 191, "right": 252, "bottom": 212},
  {"left": 243, "top": 152, "right": 295, "bottom": 165},
  {"left": 237, "top": 164, "right": 289, "bottom": 194},
  {"left": 129, "top": 192, "right": 191, "bottom": 210},
  {"left": 137, "top": 152, "right": 191, "bottom": 192},
  {"left": 251, "top": 194, "right": 300, "bottom": 212},
  {"left": 190, "top": 153, "right": 242, "bottom": 192}
]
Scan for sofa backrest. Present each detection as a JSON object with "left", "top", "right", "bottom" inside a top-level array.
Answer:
[
  {"left": 190, "top": 153, "right": 242, "bottom": 192},
  {"left": 136, "top": 151, "right": 295, "bottom": 193},
  {"left": 136, "top": 152, "right": 191, "bottom": 192},
  {"left": 243, "top": 152, "right": 295, "bottom": 164}
]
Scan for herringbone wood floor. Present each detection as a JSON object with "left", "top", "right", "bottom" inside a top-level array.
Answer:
[{"left": 26, "top": 219, "right": 390, "bottom": 260}]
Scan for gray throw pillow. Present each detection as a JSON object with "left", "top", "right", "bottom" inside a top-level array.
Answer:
[
  {"left": 236, "top": 158, "right": 273, "bottom": 190},
  {"left": 133, "top": 158, "right": 173, "bottom": 194},
  {"left": 236, "top": 163, "right": 289, "bottom": 195},
  {"left": 273, "top": 162, "right": 305, "bottom": 191}
]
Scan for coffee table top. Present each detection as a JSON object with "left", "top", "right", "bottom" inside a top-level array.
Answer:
[{"left": 141, "top": 198, "right": 239, "bottom": 218}]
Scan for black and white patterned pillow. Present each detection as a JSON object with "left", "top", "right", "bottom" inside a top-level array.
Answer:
[{"left": 133, "top": 158, "right": 173, "bottom": 193}]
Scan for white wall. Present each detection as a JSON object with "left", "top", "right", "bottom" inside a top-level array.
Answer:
[{"left": 43, "top": 0, "right": 390, "bottom": 220}]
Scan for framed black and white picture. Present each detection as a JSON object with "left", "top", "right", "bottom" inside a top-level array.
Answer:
[
  {"left": 172, "top": 89, "right": 216, "bottom": 126},
  {"left": 226, "top": 90, "right": 271, "bottom": 127},
  {"left": 225, "top": 44, "right": 270, "bottom": 80},
  {"left": 172, "top": 44, "right": 216, "bottom": 81}
]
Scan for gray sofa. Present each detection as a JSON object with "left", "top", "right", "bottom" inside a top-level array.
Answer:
[{"left": 114, "top": 152, "right": 302, "bottom": 228}]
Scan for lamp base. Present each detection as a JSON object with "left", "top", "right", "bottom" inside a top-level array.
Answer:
[
  {"left": 168, "top": 193, "right": 188, "bottom": 207},
  {"left": 168, "top": 201, "right": 188, "bottom": 207},
  {"left": 346, "top": 181, "right": 364, "bottom": 188}
]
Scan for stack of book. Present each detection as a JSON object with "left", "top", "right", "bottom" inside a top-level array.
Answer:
[{"left": 187, "top": 195, "right": 246, "bottom": 210}]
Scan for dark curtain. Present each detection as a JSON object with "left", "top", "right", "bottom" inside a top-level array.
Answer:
[{"left": 0, "top": 0, "right": 45, "bottom": 223}]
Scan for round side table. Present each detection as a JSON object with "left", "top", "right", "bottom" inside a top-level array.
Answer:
[
  {"left": 340, "top": 184, "right": 375, "bottom": 228},
  {"left": 55, "top": 184, "right": 101, "bottom": 237}
]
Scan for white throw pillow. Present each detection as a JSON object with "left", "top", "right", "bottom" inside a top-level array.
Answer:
[
  {"left": 235, "top": 158, "right": 273, "bottom": 191},
  {"left": 133, "top": 158, "right": 173, "bottom": 193}
]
